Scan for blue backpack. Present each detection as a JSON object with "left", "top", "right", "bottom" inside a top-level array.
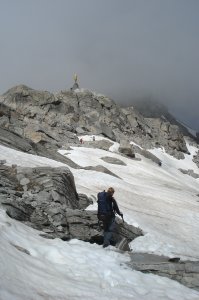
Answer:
[{"left": 97, "top": 191, "right": 111, "bottom": 215}]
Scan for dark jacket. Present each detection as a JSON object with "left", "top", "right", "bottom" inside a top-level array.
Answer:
[{"left": 106, "top": 192, "right": 121, "bottom": 217}]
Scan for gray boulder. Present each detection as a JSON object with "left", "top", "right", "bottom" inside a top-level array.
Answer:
[
  {"left": 118, "top": 140, "right": 135, "bottom": 158},
  {"left": 82, "top": 139, "right": 114, "bottom": 151},
  {"left": 78, "top": 193, "right": 93, "bottom": 209},
  {"left": 133, "top": 146, "right": 162, "bottom": 165},
  {"left": 100, "top": 156, "right": 127, "bottom": 166},
  {"left": 0, "top": 165, "right": 142, "bottom": 249},
  {"left": 100, "top": 123, "right": 116, "bottom": 140},
  {"left": 179, "top": 168, "right": 199, "bottom": 179}
]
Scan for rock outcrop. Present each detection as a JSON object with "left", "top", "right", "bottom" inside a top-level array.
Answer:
[
  {"left": 0, "top": 165, "right": 143, "bottom": 248},
  {"left": 179, "top": 168, "right": 199, "bottom": 179},
  {"left": 0, "top": 85, "right": 193, "bottom": 163},
  {"left": 128, "top": 253, "right": 199, "bottom": 291},
  {"left": 118, "top": 140, "right": 135, "bottom": 158},
  {"left": 132, "top": 98, "right": 198, "bottom": 140}
]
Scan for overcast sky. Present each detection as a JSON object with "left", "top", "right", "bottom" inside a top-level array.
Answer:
[{"left": 0, "top": 0, "right": 199, "bottom": 129}]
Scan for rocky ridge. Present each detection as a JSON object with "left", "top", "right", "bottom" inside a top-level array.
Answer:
[{"left": 0, "top": 85, "right": 198, "bottom": 163}]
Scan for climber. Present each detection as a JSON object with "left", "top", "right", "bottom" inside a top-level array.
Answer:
[{"left": 97, "top": 187, "right": 123, "bottom": 248}]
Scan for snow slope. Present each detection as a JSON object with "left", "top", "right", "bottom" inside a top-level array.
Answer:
[
  {"left": 0, "top": 210, "right": 199, "bottom": 300},
  {"left": 0, "top": 138, "right": 199, "bottom": 299},
  {"left": 59, "top": 137, "right": 199, "bottom": 260}
]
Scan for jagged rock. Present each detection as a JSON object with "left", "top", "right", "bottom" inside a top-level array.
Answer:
[
  {"left": 118, "top": 140, "right": 135, "bottom": 158},
  {"left": 100, "top": 123, "right": 116, "bottom": 140},
  {"left": 132, "top": 98, "right": 198, "bottom": 140},
  {"left": 0, "top": 85, "right": 196, "bottom": 163},
  {"left": 0, "top": 128, "right": 81, "bottom": 169},
  {"left": 100, "top": 156, "right": 126, "bottom": 166},
  {"left": 2, "top": 84, "right": 58, "bottom": 107},
  {"left": 64, "top": 209, "right": 143, "bottom": 246},
  {"left": 0, "top": 165, "right": 141, "bottom": 249},
  {"left": 122, "top": 106, "right": 150, "bottom": 135},
  {"left": 144, "top": 118, "right": 188, "bottom": 159},
  {"left": 76, "top": 127, "right": 86, "bottom": 134},
  {"left": 133, "top": 146, "right": 162, "bottom": 165},
  {"left": 78, "top": 193, "right": 93, "bottom": 209},
  {"left": 82, "top": 139, "right": 114, "bottom": 151},
  {"left": 0, "top": 127, "right": 34, "bottom": 153},
  {"left": 0, "top": 115, "right": 9, "bottom": 127},
  {"left": 0, "top": 86, "right": 79, "bottom": 150},
  {"left": 4, "top": 202, "right": 35, "bottom": 221}
]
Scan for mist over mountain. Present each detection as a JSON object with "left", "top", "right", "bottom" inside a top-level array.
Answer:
[
  {"left": 1, "top": 1, "right": 199, "bottom": 131},
  {"left": 129, "top": 97, "right": 199, "bottom": 137}
]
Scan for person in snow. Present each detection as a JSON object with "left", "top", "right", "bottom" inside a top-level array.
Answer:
[{"left": 97, "top": 187, "right": 123, "bottom": 248}]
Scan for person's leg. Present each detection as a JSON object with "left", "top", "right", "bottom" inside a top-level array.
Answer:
[{"left": 103, "top": 218, "right": 115, "bottom": 247}]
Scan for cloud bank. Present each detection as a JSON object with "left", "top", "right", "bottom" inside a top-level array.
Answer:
[{"left": 0, "top": 0, "right": 199, "bottom": 129}]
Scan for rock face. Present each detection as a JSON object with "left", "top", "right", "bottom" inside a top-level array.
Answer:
[
  {"left": 128, "top": 253, "right": 199, "bottom": 291},
  {"left": 132, "top": 98, "right": 197, "bottom": 139},
  {"left": 0, "top": 85, "right": 193, "bottom": 163},
  {"left": 0, "top": 165, "right": 143, "bottom": 248}
]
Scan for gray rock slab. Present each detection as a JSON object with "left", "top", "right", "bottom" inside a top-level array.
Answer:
[
  {"left": 128, "top": 253, "right": 199, "bottom": 291},
  {"left": 100, "top": 156, "right": 126, "bottom": 166}
]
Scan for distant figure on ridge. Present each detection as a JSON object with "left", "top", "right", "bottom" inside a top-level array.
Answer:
[
  {"left": 71, "top": 73, "right": 79, "bottom": 91},
  {"left": 97, "top": 187, "right": 123, "bottom": 248}
]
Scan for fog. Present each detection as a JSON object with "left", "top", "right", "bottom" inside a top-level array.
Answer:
[{"left": 0, "top": 0, "right": 199, "bottom": 129}]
